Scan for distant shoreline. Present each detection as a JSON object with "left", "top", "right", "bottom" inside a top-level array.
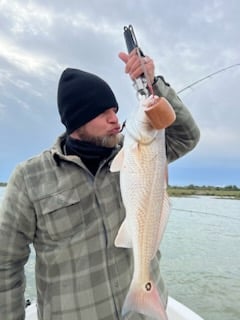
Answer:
[
  {"left": 168, "top": 185, "right": 240, "bottom": 199},
  {"left": 0, "top": 183, "right": 7, "bottom": 187},
  {"left": 1, "top": 182, "right": 240, "bottom": 199}
]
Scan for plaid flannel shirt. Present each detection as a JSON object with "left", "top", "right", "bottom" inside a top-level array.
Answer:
[{"left": 0, "top": 77, "right": 200, "bottom": 320}]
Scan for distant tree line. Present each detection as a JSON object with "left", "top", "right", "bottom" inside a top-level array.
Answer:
[
  {"left": 169, "top": 184, "right": 240, "bottom": 190},
  {"left": 0, "top": 182, "right": 7, "bottom": 187}
]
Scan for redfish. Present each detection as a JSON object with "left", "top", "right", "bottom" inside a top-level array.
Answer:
[{"left": 111, "top": 95, "right": 174, "bottom": 320}]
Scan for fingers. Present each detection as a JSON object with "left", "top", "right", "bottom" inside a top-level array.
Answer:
[
  {"left": 118, "top": 50, "right": 155, "bottom": 83},
  {"left": 118, "top": 52, "right": 129, "bottom": 64}
]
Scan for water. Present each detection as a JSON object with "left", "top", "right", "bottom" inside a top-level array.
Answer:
[
  {"left": 1, "top": 187, "right": 239, "bottom": 320},
  {"left": 161, "top": 196, "right": 240, "bottom": 320}
]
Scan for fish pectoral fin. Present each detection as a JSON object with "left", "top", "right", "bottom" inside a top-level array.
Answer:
[
  {"left": 110, "top": 148, "right": 124, "bottom": 172},
  {"left": 114, "top": 219, "right": 132, "bottom": 248}
]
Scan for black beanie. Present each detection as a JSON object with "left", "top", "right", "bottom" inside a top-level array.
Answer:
[{"left": 57, "top": 68, "right": 119, "bottom": 134}]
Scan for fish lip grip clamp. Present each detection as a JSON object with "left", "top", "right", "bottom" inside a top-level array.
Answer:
[
  {"left": 123, "top": 25, "right": 149, "bottom": 97},
  {"left": 123, "top": 25, "right": 176, "bottom": 129}
]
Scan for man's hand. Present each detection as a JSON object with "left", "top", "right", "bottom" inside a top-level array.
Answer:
[{"left": 118, "top": 49, "right": 155, "bottom": 84}]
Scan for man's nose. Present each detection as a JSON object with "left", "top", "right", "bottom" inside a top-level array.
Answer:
[{"left": 107, "top": 108, "right": 118, "bottom": 123}]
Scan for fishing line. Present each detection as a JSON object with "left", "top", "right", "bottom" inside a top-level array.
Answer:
[
  {"left": 172, "top": 207, "right": 240, "bottom": 222},
  {"left": 177, "top": 63, "right": 240, "bottom": 94}
]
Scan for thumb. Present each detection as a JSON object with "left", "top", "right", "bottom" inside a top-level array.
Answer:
[{"left": 118, "top": 52, "right": 129, "bottom": 64}]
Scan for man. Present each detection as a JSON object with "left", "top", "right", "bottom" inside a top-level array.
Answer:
[{"left": 0, "top": 50, "right": 200, "bottom": 320}]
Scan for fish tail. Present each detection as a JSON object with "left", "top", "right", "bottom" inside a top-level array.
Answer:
[{"left": 122, "top": 280, "right": 168, "bottom": 320}]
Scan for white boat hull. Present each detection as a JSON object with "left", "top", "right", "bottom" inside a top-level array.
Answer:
[
  {"left": 25, "top": 296, "right": 204, "bottom": 320},
  {"left": 166, "top": 297, "right": 204, "bottom": 320}
]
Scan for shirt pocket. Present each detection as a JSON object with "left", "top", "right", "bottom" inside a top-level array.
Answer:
[{"left": 39, "top": 189, "right": 84, "bottom": 241}]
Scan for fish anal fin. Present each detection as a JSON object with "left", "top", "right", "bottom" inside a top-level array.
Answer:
[{"left": 114, "top": 219, "right": 132, "bottom": 248}]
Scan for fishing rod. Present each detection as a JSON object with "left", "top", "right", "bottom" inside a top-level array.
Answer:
[{"left": 177, "top": 63, "right": 240, "bottom": 94}]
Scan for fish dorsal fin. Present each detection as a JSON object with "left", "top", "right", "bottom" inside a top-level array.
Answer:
[{"left": 110, "top": 148, "right": 124, "bottom": 172}]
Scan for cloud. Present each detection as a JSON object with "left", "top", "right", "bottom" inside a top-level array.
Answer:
[
  {"left": 0, "top": 38, "right": 55, "bottom": 75},
  {"left": 0, "top": 1, "right": 53, "bottom": 36},
  {"left": 0, "top": 0, "right": 239, "bottom": 185}
]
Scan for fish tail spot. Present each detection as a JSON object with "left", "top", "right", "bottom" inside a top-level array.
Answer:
[
  {"left": 122, "top": 280, "right": 167, "bottom": 319},
  {"left": 145, "top": 282, "right": 152, "bottom": 291}
]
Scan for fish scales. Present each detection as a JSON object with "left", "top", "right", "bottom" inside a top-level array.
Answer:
[{"left": 111, "top": 95, "right": 170, "bottom": 320}]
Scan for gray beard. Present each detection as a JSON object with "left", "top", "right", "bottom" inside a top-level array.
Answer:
[{"left": 75, "top": 129, "right": 121, "bottom": 148}]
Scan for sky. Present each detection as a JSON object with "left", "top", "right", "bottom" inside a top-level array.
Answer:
[{"left": 0, "top": 0, "right": 239, "bottom": 186}]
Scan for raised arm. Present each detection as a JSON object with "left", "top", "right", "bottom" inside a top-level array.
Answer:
[
  {"left": 119, "top": 51, "right": 200, "bottom": 162},
  {"left": 153, "top": 76, "right": 200, "bottom": 162}
]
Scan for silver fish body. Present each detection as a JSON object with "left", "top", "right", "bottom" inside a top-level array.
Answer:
[{"left": 111, "top": 96, "right": 170, "bottom": 320}]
